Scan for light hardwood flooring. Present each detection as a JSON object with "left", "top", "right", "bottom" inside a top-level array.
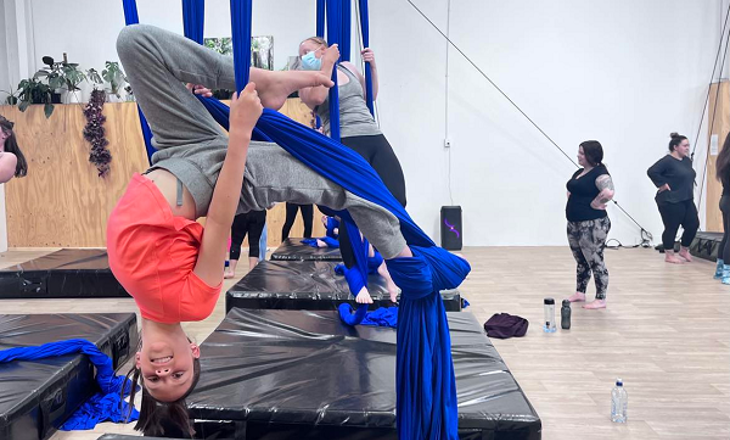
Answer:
[{"left": 1, "top": 246, "right": 728, "bottom": 440}]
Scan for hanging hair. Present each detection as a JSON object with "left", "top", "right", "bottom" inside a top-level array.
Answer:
[
  {"left": 301, "top": 36, "right": 328, "bottom": 48},
  {"left": 716, "top": 132, "right": 730, "bottom": 188},
  {"left": 668, "top": 132, "right": 687, "bottom": 152},
  {"left": 0, "top": 116, "right": 28, "bottom": 177},
  {"left": 122, "top": 351, "right": 201, "bottom": 437},
  {"left": 580, "top": 140, "right": 607, "bottom": 171}
]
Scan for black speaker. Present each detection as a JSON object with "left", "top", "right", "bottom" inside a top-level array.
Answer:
[{"left": 440, "top": 205, "right": 463, "bottom": 250}]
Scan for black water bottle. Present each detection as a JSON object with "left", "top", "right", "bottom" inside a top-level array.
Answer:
[{"left": 561, "top": 299, "right": 571, "bottom": 330}]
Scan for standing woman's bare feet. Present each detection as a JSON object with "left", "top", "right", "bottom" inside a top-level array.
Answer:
[
  {"left": 583, "top": 299, "right": 606, "bottom": 309},
  {"left": 678, "top": 246, "right": 693, "bottom": 262},
  {"left": 665, "top": 250, "right": 685, "bottom": 264},
  {"left": 567, "top": 292, "right": 586, "bottom": 302}
]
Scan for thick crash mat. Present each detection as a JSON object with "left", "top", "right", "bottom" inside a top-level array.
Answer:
[
  {"left": 225, "top": 259, "right": 462, "bottom": 312},
  {"left": 689, "top": 231, "right": 723, "bottom": 262},
  {"left": 0, "top": 313, "right": 138, "bottom": 440},
  {"left": 270, "top": 238, "right": 342, "bottom": 261},
  {"left": 0, "top": 249, "right": 127, "bottom": 299},
  {"left": 189, "top": 309, "right": 541, "bottom": 440}
]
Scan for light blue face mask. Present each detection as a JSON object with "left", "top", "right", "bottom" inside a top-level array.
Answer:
[{"left": 301, "top": 51, "right": 322, "bottom": 71}]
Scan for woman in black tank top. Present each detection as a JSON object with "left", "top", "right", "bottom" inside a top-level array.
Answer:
[{"left": 565, "top": 141, "right": 614, "bottom": 310}]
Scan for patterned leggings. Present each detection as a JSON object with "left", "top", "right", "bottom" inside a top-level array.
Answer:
[{"left": 567, "top": 217, "right": 611, "bottom": 300}]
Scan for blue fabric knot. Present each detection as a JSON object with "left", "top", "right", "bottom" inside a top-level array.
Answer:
[{"left": 386, "top": 254, "right": 434, "bottom": 301}]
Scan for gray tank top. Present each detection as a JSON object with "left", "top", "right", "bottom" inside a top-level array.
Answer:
[{"left": 316, "top": 65, "right": 381, "bottom": 138}]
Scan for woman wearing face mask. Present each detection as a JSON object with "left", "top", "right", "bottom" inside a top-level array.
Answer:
[
  {"left": 0, "top": 115, "right": 29, "bottom": 183},
  {"left": 647, "top": 133, "right": 699, "bottom": 264},
  {"left": 297, "top": 37, "right": 405, "bottom": 303}
]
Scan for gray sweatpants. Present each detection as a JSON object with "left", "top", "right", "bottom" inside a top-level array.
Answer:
[{"left": 117, "top": 24, "right": 406, "bottom": 259}]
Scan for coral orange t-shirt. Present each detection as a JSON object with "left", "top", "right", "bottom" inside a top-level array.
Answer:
[{"left": 107, "top": 173, "right": 221, "bottom": 324}]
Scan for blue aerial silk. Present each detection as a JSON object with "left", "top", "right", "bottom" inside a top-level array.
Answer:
[
  {"left": 340, "top": 0, "right": 351, "bottom": 62},
  {"left": 316, "top": 0, "right": 326, "bottom": 38},
  {"left": 358, "top": 0, "right": 375, "bottom": 115},
  {"left": 302, "top": 236, "right": 339, "bottom": 248},
  {"left": 0, "top": 339, "right": 138, "bottom": 430},
  {"left": 122, "top": 0, "right": 156, "bottom": 163},
  {"left": 126, "top": 1, "right": 467, "bottom": 437},
  {"left": 338, "top": 303, "right": 398, "bottom": 327}
]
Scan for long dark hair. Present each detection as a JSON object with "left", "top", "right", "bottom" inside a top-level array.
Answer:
[
  {"left": 668, "top": 132, "right": 687, "bottom": 152},
  {"left": 0, "top": 116, "right": 28, "bottom": 177},
  {"left": 716, "top": 133, "right": 730, "bottom": 188},
  {"left": 580, "top": 140, "right": 608, "bottom": 171},
  {"left": 123, "top": 355, "right": 201, "bottom": 437}
]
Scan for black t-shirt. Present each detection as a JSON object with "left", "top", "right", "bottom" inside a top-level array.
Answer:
[
  {"left": 646, "top": 155, "right": 695, "bottom": 205},
  {"left": 566, "top": 165, "right": 609, "bottom": 222}
]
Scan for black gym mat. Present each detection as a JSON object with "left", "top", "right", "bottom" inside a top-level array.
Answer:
[
  {"left": 189, "top": 309, "right": 541, "bottom": 440},
  {"left": 0, "top": 249, "right": 128, "bottom": 299},
  {"left": 0, "top": 313, "right": 138, "bottom": 440},
  {"left": 225, "top": 259, "right": 462, "bottom": 312},
  {"left": 270, "top": 238, "right": 342, "bottom": 261},
  {"left": 690, "top": 231, "right": 723, "bottom": 262}
]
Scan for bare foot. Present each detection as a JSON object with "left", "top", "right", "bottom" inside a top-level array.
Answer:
[
  {"left": 665, "top": 251, "right": 685, "bottom": 264},
  {"left": 583, "top": 299, "right": 606, "bottom": 309},
  {"left": 316, "top": 239, "right": 327, "bottom": 248},
  {"left": 356, "top": 287, "right": 374, "bottom": 304},
  {"left": 678, "top": 248, "right": 693, "bottom": 262},
  {"left": 223, "top": 269, "right": 235, "bottom": 279},
  {"left": 375, "top": 261, "right": 399, "bottom": 302},
  {"left": 257, "top": 71, "right": 334, "bottom": 110},
  {"left": 567, "top": 292, "right": 586, "bottom": 302}
]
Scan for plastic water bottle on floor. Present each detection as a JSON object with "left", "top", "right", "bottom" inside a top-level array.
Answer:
[
  {"left": 561, "top": 299, "right": 571, "bottom": 330},
  {"left": 611, "top": 378, "right": 628, "bottom": 423},
  {"left": 543, "top": 298, "right": 556, "bottom": 333}
]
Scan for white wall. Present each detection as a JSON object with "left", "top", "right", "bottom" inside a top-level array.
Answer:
[{"left": 7, "top": 0, "right": 728, "bottom": 246}]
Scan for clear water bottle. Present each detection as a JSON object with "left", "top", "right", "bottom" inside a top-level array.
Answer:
[
  {"left": 611, "top": 378, "right": 628, "bottom": 423},
  {"left": 543, "top": 298, "right": 556, "bottom": 333},
  {"left": 561, "top": 299, "right": 571, "bottom": 330}
]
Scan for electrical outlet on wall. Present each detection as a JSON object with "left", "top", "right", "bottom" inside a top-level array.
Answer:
[{"left": 444, "top": 138, "right": 452, "bottom": 148}]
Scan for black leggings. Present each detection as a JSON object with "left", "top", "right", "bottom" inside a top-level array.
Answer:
[
  {"left": 657, "top": 199, "right": 699, "bottom": 250},
  {"left": 281, "top": 203, "right": 313, "bottom": 240},
  {"left": 719, "top": 195, "right": 730, "bottom": 261},
  {"left": 230, "top": 210, "right": 267, "bottom": 260},
  {"left": 338, "top": 134, "right": 407, "bottom": 268}
]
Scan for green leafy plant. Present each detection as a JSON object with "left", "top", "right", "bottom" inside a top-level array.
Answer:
[
  {"left": 101, "top": 61, "right": 127, "bottom": 98},
  {"left": 34, "top": 55, "right": 85, "bottom": 92},
  {"left": 86, "top": 68, "right": 103, "bottom": 89},
  {"left": 16, "top": 78, "right": 54, "bottom": 118},
  {"left": 1, "top": 87, "right": 19, "bottom": 105}
]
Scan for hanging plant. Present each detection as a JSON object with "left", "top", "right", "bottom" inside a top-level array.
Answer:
[{"left": 83, "top": 89, "right": 112, "bottom": 177}]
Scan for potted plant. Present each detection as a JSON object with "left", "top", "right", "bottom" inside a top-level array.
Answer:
[
  {"left": 16, "top": 78, "right": 54, "bottom": 118},
  {"left": 34, "top": 54, "right": 85, "bottom": 104},
  {"left": 1, "top": 87, "right": 19, "bottom": 105},
  {"left": 102, "top": 61, "right": 127, "bottom": 102},
  {"left": 86, "top": 68, "right": 103, "bottom": 90},
  {"left": 124, "top": 84, "right": 135, "bottom": 102}
]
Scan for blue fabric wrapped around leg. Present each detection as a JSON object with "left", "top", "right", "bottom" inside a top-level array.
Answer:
[
  {"left": 0, "top": 339, "right": 138, "bottom": 430},
  {"left": 388, "top": 253, "right": 459, "bottom": 440}
]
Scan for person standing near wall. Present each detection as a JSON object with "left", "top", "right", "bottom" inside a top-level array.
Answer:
[
  {"left": 647, "top": 133, "right": 699, "bottom": 264},
  {"left": 565, "top": 141, "right": 614, "bottom": 310},
  {"left": 281, "top": 203, "right": 313, "bottom": 241},
  {"left": 714, "top": 133, "right": 730, "bottom": 283},
  {"left": 0, "top": 116, "right": 29, "bottom": 183}
]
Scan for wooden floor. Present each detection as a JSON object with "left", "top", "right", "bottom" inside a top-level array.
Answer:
[{"left": 1, "top": 246, "right": 728, "bottom": 440}]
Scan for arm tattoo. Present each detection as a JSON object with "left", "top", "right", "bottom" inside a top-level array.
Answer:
[{"left": 596, "top": 174, "right": 614, "bottom": 192}]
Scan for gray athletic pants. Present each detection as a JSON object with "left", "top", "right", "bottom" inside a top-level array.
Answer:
[{"left": 117, "top": 24, "right": 406, "bottom": 259}]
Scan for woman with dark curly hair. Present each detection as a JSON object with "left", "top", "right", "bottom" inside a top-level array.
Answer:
[{"left": 0, "top": 115, "right": 29, "bottom": 183}]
